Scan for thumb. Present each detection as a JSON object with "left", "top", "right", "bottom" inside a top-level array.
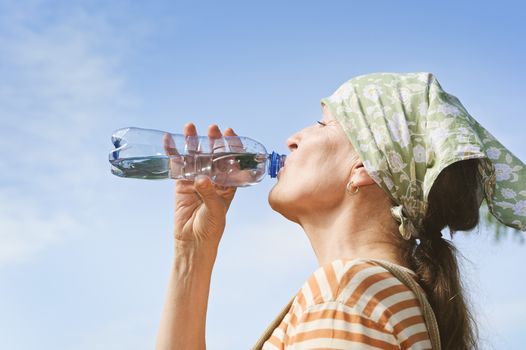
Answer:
[{"left": 194, "top": 175, "right": 223, "bottom": 210}]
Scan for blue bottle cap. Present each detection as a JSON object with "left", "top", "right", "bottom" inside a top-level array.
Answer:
[{"left": 268, "top": 151, "right": 286, "bottom": 178}]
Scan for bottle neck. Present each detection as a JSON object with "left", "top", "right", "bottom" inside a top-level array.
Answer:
[{"left": 268, "top": 151, "right": 286, "bottom": 178}]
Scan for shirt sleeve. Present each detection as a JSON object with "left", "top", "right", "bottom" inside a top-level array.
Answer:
[{"left": 285, "top": 301, "right": 399, "bottom": 350}]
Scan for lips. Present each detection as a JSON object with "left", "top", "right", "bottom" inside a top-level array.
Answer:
[{"left": 277, "top": 156, "right": 288, "bottom": 179}]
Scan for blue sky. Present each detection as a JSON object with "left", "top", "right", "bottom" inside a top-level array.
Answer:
[{"left": 0, "top": 0, "right": 525, "bottom": 349}]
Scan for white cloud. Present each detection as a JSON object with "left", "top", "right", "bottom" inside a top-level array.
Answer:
[
  {"left": 0, "top": 3, "right": 138, "bottom": 266},
  {"left": 0, "top": 192, "right": 80, "bottom": 266},
  {"left": 0, "top": 7, "right": 129, "bottom": 161}
]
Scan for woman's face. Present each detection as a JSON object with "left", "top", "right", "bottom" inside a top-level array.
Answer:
[{"left": 268, "top": 105, "right": 359, "bottom": 222}]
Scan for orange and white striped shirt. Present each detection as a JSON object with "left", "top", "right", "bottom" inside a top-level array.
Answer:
[{"left": 262, "top": 259, "right": 432, "bottom": 350}]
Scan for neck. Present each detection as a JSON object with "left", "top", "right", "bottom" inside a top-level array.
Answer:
[{"left": 298, "top": 189, "right": 407, "bottom": 267}]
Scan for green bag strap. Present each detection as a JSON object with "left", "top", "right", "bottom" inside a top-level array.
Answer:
[
  {"left": 251, "top": 296, "right": 294, "bottom": 350},
  {"left": 364, "top": 259, "right": 441, "bottom": 350}
]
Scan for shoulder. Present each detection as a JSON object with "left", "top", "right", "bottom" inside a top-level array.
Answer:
[
  {"left": 263, "top": 259, "right": 432, "bottom": 349},
  {"left": 294, "top": 259, "right": 415, "bottom": 311},
  {"left": 289, "top": 259, "right": 430, "bottom": 346}
]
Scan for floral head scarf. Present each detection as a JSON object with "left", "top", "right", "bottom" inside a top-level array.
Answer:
[{"left": 321, "top": 72, "right": 526, "bottom": 239}]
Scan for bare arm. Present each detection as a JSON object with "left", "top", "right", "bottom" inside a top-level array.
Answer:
[
  {"left": 156, "top": 123, "right": 240, "bottom": 349},
  {"left": 156, "top": 241, "right": 217, "bottom": 350}
]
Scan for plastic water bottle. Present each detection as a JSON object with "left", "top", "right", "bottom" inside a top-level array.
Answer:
[{"left": 109, "top": 127, "right": 286, "bottom": 187}]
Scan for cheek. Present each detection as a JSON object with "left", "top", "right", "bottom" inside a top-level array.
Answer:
[
  {"left": 315, "top": 161, "right": 348, "bottom": 190},
  {"left": 301, "top": 143, "right": 350, "bottom": 184},
  {"left": 269, "top": 152, "right": 351, "bottom": 213},
  {"left": 279, "top": 135, "right": 352, "bottom": 191},
  {"left": 317, "top": 141, "right": 351, "bottom": 176},
  {"left": 298, "top": 156, "right": 349, "bottom": 196}
]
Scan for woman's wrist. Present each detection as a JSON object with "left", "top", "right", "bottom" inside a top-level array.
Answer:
[
  {"left": 156, "top": 238, "right": 216, "bottom": 350},
  {"left": 174, "top": 238, "right": 218, "bottom": 267}
]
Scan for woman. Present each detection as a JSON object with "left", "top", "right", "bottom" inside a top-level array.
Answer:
[{"left": 156, "top": 73, "right": 526, "bottom": 350}]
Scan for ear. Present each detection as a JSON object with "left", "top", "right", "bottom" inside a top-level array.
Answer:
[{"left": 349, "top": 162, "right": 376, "bottom": 187}]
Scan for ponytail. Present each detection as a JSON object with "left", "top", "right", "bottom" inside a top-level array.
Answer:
[{"left": 405, "top": 159, "right": 481, "bottom": 349}]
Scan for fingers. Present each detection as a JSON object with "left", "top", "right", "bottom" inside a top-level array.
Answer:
[
  {"left": 208, "top": 124, "right": 225, "bottom": 153},
  {"left": 194, "top": 175, "right": 225, "bottom": 213},
  {"left": 179, "top": 123, "right": 242, "bottom": 153},
  {"left": 163, "top": 133, "right": 179, "bottom": 156},
  {"left": 164, "top": 122, "right": 197, "bottom": 156},
  {"left": 171, "top": 123, "right": 244, "bottom": 193},
  {"left": 183, "top": 123, "right": 198, "bottom": 152},
  {"left": 223, "top": 127, "right": 244, "bottom": 153},
  {"left": 166, "top": 122, "right": 198, "bottom": 179},
  {"left": 183, "top": 122, "right": 197, "bottom": 136},
  {"left": 223, "top": 128, "right": 235, "bottom": 136},
  {"left": 207, "top": 124, "right": 222, "bottom": 138}
]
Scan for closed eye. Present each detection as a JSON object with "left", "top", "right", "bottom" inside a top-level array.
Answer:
[{"left": 317, "top": 120, "right": 327, "bottom": 126}]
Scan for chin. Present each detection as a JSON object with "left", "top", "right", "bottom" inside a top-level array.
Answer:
[
  {"left": 267, "top": 185, "right": 280, "bottom": 211},
  {"left": 268, "top": 185, "right": 299, "bottom": 223}
]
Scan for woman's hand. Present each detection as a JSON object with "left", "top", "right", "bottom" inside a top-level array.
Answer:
[
  {"left": 157, "top": 123, "right": 243, "bottom": 349},
  {"left": 163, "top": 123, "right": 242, "bottom": 248}
]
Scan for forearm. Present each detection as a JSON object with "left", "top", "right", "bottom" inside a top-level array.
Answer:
[{"left": 156, "top": 241, "right": 218, "bottom": 350}]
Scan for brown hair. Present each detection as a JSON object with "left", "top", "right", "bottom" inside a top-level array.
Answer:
[{"left": 403, "top": 159, "right": 481, "bottom": 349}]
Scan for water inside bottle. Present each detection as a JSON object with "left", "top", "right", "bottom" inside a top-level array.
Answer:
[
  {"left": 110, "top": 156, "right": 170, "bottom": 179},
  {"left": 110, "top": 152, "right": 268, "bottom": 186}
]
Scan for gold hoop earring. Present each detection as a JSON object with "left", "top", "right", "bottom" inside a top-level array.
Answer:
[{"left": 346, "top": 180, "right": 359, "bottom": 195}]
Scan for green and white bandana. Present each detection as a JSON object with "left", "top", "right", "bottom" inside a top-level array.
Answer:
[{"left": 321, "top": 72, "right": 526, "bottom": 239}]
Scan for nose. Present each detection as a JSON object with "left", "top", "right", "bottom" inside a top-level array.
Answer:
[{"left": 286, "top": 132, "right": 299, "bottom": 152}]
